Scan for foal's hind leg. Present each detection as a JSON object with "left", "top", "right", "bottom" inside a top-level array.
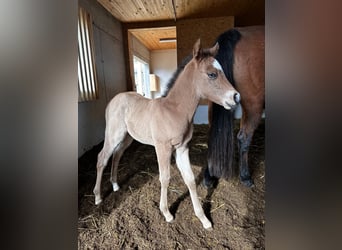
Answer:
[
  {"left": 237, "top": 109, "right": 263, "bottom": 187},
  {"left": 110, "top": 135, "right": 133, "bottom": 192},
  {"left": 176, "top": 146, "right": 212, "bottom": 229},
  {"left": 93, "top": 140, "right": 115, "bottom": 205},
  {"left": 93, "top": 126, "right": 127, "bottom": 205}
]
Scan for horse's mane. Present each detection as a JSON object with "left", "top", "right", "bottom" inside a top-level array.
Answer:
[{"left": 162, "top": 55, "right": 192, "bottom": 97}]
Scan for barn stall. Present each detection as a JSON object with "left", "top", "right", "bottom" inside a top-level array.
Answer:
[{"left": 78, "top": 0, "right": 264, "bottom": 249}]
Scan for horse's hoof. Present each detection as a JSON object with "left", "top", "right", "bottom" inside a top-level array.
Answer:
[
  {"left": 203, "top": 168, "right": 219, "bottom": 189},
  {"left": 112, "top": 182, "right": 120, "bottom": 192},
  {"left": 203, "top": 176, "right": 218, "bottom": 189},
  {"left": 202, "top": 178, "right": 214, "bottom": 189},
  {"left": 241, "top": 179, "right": 254, "bottom": 188}
]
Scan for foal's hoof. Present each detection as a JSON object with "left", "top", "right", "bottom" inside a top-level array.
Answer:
[
  {"left": 203, "top": 221, "right": 213, "bottom": 230},
  {"left": 112, "top": 182, "right": 120, "bottom": 192},
  {"left": 165, "top": 214, "right": 174, "bottom": 223},
  {"left": 204, "top": 223, "right": 213, "bottom": 230},
  {"left": 95, "top": 197, "right": 102, "bottom": 205},
  {"left": 241, "top": 178, "right": 254, "bottom": 188}
]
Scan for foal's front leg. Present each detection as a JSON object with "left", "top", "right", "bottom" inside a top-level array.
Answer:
[
  {"left": 176, "top": 146, "right": 212, "bottom": 229},
  {"left": 155, "top": 144, "right": 173, "bottom": 222}
]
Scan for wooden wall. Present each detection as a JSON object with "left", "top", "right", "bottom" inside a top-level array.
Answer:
[
  {"left": 176, "top": 16, "right": 234, "bottom": 64},
  {"left": 78, "top": 0, "right": 126, "bottom": 156}
]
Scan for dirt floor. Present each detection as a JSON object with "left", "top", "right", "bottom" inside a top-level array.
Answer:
[{"left": 78, "top": 120, "right": 265, "bottom": 249}]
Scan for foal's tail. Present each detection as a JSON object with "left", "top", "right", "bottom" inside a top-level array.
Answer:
[{"left": 207, "top": 28, "right": 241, "bottom": 179}]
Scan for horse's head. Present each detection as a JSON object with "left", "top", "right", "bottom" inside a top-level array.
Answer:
[{"left": 191, "top": 39, "right": 240, "bottom": 110}]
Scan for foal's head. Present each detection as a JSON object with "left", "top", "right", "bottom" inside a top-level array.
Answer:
[{"left": 189, "top": 39, "right": 240, "bottom": 110}]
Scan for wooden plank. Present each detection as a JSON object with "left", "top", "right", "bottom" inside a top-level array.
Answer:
[
  {"left": 176, "top": 16, "right": 234, "bottom": 64},
  {"left": 174, "top": 0, "right": 253, "bottom": 19},
  {"left": 97, "top": 0, "right": 264, "bottom": 24},
  {"left": 97, "top": 0, "right": 174, "bottom": 22}
]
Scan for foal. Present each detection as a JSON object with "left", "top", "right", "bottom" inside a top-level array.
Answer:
[{"left": 93, "top": 39, "right": 240, "bottom": 229}]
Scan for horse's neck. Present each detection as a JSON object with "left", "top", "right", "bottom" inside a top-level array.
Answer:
[{"left": 164, "top": 67, "right": 200, "bottom": 121}]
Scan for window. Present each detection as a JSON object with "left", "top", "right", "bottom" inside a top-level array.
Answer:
[
  {"left": 78, "top": 7, "right": 98, "bottom": 102},
  {"left": 133, "top": 55, "right": 150, "bottom": 98}
]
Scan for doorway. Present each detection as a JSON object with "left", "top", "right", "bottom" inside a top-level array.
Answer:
[{"left": 133, "top": 55, "right": 150, "bottom": 98}]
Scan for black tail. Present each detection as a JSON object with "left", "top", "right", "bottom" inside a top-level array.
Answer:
[{"left": 207, "top": 28, "right": 241, "bottom": 179}]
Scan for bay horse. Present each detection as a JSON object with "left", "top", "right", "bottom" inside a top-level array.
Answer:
[
  {"left": 204, "top": 26, "right": 265, "bottom": 188},
  {"left": 93, "top": 39, "right": 240, "bottom": 229}
]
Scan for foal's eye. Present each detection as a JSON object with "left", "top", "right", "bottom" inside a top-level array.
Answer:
[{"left": 207, "top": 72, "right": 217, "bottom": 79}]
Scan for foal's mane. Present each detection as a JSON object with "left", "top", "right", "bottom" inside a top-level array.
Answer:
[{"left": 162, "top": 48, "right": 217, "bottom": 97}]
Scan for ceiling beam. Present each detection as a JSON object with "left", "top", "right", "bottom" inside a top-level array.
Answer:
[{"left": 123, "top": 20, "right": 176, "bottom": 29}]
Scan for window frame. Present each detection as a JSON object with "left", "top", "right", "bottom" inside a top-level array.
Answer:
[{"left": 78, "top": 6, "right": 98, "bottom": 102}]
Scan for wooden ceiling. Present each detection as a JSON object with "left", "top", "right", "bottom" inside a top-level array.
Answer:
[
  {"left": 129, "top": 26, "right": 176, "bottom": 50},
  {"left": 97, "top": 0, "right": 264, "bottom": 50}
]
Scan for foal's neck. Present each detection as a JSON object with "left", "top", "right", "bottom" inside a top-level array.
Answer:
[{"left": 164, "top": 64, "right": 200, "bottom": 121}]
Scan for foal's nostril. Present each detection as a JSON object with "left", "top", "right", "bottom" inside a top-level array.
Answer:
[{"left": 234, "top": 93, "right": 241, "bottom": 103}]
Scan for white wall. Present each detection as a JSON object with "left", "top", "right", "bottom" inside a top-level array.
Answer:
[
  {"left": 78, "top": 0, "right": 127, "bottom": 157},
  {"left": 150, "top": 49, "right": 177, "bottom": 98}
]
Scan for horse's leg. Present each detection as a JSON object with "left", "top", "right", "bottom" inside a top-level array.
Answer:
[
  {"left": 93, "top": 124, "right": 127, "bottom": 205},
  {"left": 93, "top": 140, "right": 115, "bottom": 205},
  {"left": 110, "top": 135, "right": 133, "bottom": 192},
  {"left": 176, "top": 146, "right": 212, "bottom": 229},
  {"left": 155, "top": 144, "right": 174, "bottom": 222},
  {"left": 203, "top": 167, "right": 217, "bottom": 188},
  {"left": 237, "top": 109, "right": 263, "bottom": 187}
]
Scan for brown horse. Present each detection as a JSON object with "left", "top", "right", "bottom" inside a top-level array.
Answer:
[
  {"left": 204, "top": 26, "right": 265, "bottom": 188},
  {"left": 93, "top": 39, "right": 240, "bottom": 229}
]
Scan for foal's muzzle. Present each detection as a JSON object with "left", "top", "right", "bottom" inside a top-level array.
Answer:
[{"left": 223, "top": 91, "right": 240, "bottom": 110}]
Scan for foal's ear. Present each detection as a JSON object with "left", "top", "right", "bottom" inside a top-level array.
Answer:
[
  {"left": 193, "top": 38, "right": 202, "bottom": 58},
  {"left": 209, "top": 42, "right": 219, "bottom": 57}
]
